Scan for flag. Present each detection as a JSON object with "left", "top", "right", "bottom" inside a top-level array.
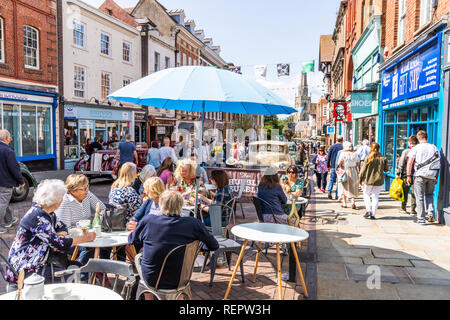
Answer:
[
  {"left": 302, "top": 60, "right": 315, "bottom": 73},
  {"left": 277, "top": 63, "right": 290, "bottom": 77},
  {"left": 254, "top": 65, "right": 267, "bottom": 78},
  {"left": 229, "top": 66, "right": 242, "bottom": 74}
]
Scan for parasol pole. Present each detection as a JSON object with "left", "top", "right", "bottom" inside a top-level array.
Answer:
[{"left": 194, "top": 101, "right": 205, "bottom": 219}]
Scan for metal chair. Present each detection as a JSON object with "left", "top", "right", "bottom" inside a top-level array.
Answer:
[
  {"left": 0, "top": 238, "right": 19, "bottom": 292},
  {"left": 53, "top": 258, "right": 137, "bottom": 300},
  {"left": 233, "top": 179, "right": 247, "bottom": 219},
  {"left": 134, "top": 240, "right": 200, "bottom": 300},
  {"left": 252, "top": 196, "right": 281, "bottom": 224},
  {"left": 200, "top": 204, "right": 245, "bottom": 287}
]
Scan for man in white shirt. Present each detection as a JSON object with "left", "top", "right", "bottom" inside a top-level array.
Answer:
[
  {"left": 406, "top": 131, "right": 440, "bottom": 224},
  {"left": 356, "top": 139, "right": 371, "bottom": 161},
  {"left": 159, "top": 137, "right": 178, "bottom": 164}
]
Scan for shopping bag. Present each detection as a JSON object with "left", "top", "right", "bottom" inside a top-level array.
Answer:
[
  {"left": 389, "top": 178, "right": 404, "bottom": 202},
  {"left": 336, "top": 167, "right": 348, "bottom": 183}
]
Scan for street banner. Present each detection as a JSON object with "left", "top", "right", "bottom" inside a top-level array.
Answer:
[
  {"left": 333, "top": 102, "right": 347, "bottom": 122},
  {"left": 229, "top": 66, "right": 242, "bottom": 74},
  {"left": 254, "top": 65, "right": 267, "bottom": 78},
  {"left": 277, "top": 63, "right": 290, "bottom": 77},
  {"left": 302, "top": 60, "right": 315, "bottom": 73}
]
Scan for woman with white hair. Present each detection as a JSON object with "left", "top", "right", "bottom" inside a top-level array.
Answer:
[
  {"left": 132, "top": 164, "right": 156, "bottom": 195},
  {"left": 128, "top": 190, "right": 218, "bottom": 299},
  {"left": 337, "top": 141, "right": 360, "bottom": 209},
  {"left": 5, "top": 179, "right": 96, "bottom": 284}
]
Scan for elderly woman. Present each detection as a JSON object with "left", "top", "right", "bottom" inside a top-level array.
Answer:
[
  {"left": 55, "top": 174, "right": 105, "bottom": 228},
  {"left": 173, "top": 159, "right": 204, "bottom": 198},
  {"left": 127, "top": 177, "right": 165, "bottom": 232},
  {"left": 132, "top": 164, "right": 156, "bottom": 195},
  {"left": 337, "top": 141, "right": 360, "bottom": 209},
  {"left": 196, "top": 170, "right": 234, "bottom": 227},
  {"left": 5, "top": 180, "right": 96, "bottom": 284},
  {"left": 128, "top": 190, "right": 218, "bottom": 299},
  {"left": 109, "top": 162, "right": 143, "bottom": 222}
]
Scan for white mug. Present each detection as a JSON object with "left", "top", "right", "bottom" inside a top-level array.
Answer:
[
  {"left": 76, "top": 220, "right": 91, "bottom": 229},
  {"left": 94, "top": 225, "right": 102, "bottom": 237}
]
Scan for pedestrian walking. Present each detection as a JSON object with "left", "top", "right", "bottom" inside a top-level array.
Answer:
[
  {"left": 297, "top": 143, "right": 307, "bottom": 166},
  {"left": 337, "top": 141, "right": 360, "bottom": 209},
  {"left": 396, "top": 135, "right": 418, "bottom": 215},
  {"left": 199, "top": 140, "right": 210, "bottom": 167},
  {"left": 147, "top": 141, "right": 161, "bottom": 170},
  {"left": 327, "top": 136, "right": 344, "bottom": 200},
  {"left": 158, "top": 137, "right": 178, "bottom": 164},
  {"left": 312, "top": 146, "right": 328, "bottom": 193},
  {"left": 231, "top": 143, "right": 239, "bottom": 161},
  {"left": 115, "top": 134, "right": 138, "bottom": 167},
  {"left": 406, "top": 130, "right": 440, "bottom": 224},
  {"left": 0, "top": 130, "right": 25, "bottom": 234},
  {"left": 213, "top": 141, "right": 223, "bottom": 167},
  {"left": 359, "top": 142, "right": 389, "bottom": 220},
  {"left": 356, "top": 139, "right": 371, "bottom": 162}
]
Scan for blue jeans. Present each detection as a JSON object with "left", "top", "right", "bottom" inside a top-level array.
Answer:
[{"left": 328, "top": 168, "right": 338, "bottom": 197}]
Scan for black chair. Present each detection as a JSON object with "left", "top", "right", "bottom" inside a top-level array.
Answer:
[
  {"left": 252, "top": 196, "right": 281, "bottom": 224},
  {"left": 54, "top": 258, "right": 137, "bottom": 300},
  {"left": 0, "top": 238, "right": 19, "bottom": 292},
  {"left": 200, "top": 204, "right": 245, "bottom": 287}
]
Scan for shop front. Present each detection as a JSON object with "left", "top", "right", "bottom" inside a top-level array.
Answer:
[
  {"left": 351, "top": 91, "right": 378, "bottom": 145},
  {"left": 134, "top": 111, "right": 147, "bottom": 147},
  {"left": 150, "top": 117, "right": 176, "bottom": 145},
  {"left": 64, "top": 104, "right": 132, "bottom": 169},
  {"left": 380, "top": 32, "right": 443, "bottom": 217},
  {"left": 0, "top": 87, "right": 57, "bottom": 171}
]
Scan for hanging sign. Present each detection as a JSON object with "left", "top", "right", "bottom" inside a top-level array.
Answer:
[
  {"left": 333, "top": 102, "right": 347, "bottom": 122},
  {"left": 350, "top": 91, "right": 373, "bottom": 114}
]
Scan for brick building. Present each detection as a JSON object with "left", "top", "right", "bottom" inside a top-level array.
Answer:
[{"left": 0, "top": 0, "right": 59, "bottom": 171}]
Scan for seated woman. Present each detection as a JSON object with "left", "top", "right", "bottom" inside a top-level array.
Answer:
[
  {"left": 5, "top": 179, "right": 96, "bottom": 284},
  {"left": 157, "top": 157, "right": 175, "bottom": 187},
  {"left": 128, "top": 190, "right": 219, "bottom": 299},
  {"left": 280, "top": 165, "right": 304, "bottom": 198},
  {"left": 256, "top": 166, "right": 288, "bottom": 224},
  {"left": 127, "top": 177, "right": 165, "bottom": 232},
  {"left": 55, "top": 174, "right": 105, "bottom": 228},
  {"left": 132, "top": 164, "right": 156, "bottom": 195},
  {"left": 196, "top": 170, "right": 234, "bottom": 227},
  {"left": 109, "top": 162, "right": 143, "bottom": 222},
  {"left": 173, "top": 159, "right": 204, "bottom": 198}
]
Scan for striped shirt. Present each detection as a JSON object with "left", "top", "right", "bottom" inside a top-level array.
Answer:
[{"left": 54, "top": 192, "right": 106, "bottom": 228}]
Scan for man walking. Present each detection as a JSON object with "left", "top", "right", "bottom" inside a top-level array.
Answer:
[
  {"left": 327, "top": 136, "right": 343, "bottom": 200},
  {"left": 115, "top": 134, "right": 138, "bottom": 167},
  {"left": 356, "top": 139, "right": 371, "bottom": 162},
  {"left": 406, "top": 131, "right": 440, "bottom": 224},
  {"left": 396, "top": 135, "right": 418, "bottom": 215},
  {"left": 159, "top": 136, "right": 178, "bottom": 164},
  {"left": 0, "top": 130, "right": 25, "bottom": 234}
]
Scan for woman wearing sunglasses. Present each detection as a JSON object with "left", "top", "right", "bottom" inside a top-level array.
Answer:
[{"left": 280, "top": 165, "right": 304, "bottom": 198}]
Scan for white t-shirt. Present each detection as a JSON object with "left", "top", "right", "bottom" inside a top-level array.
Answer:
[
  {"left": 408, "top": 142, "right": 440, "bottom": 178},
  {"left": 149, "top": 201, "right": 161, "bottom": 216}
]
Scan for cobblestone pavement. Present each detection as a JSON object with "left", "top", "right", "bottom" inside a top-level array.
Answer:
[{"left": 2, "top": 169, "right": 450, "bottom": 300}]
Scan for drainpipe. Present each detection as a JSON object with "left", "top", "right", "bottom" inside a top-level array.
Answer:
[
  {"left": 174, "top": 29, "right": 181, "bottom": 67},
  {"left": 56, "top": 0, "right": 64, "bottom": 170}
]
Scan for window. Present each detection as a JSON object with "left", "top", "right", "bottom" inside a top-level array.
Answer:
[
  {"left": 0, "top": 18, "right": 4, "bottom": 63},
  {"left": 101, "top": 72, "right": 111, "bottom": 99},
  {"left": 188, "top": 56, "right": 192, "bottom": 66},
  {"left": 398, "top": 0, "right": 406, "bottom": 44},
  {"left": 165, "top": 56, "right": 170, "bottom": 69},
  {"left": 74, "top": 65, "right": 86, "bottom": 98},
  {"left": 154, "top": 52, "right": 160, "bottom": 72},
  {"left": 100, "top": 33, "right": 110, "bottom": 56},
  {"left": 23, "top": 25, "right": 39, "bottom": 69},
  {"left": 362, "top": 1, "right": 366, "bottom": 32},
  {"left": 420, "top": 0, "right": 433, "bottom": 27},
  {"left": 122, "top": 41, "right": 131, "bottom": 62},
  {"left": 73, "top": 20, "right": 85, "bottom": 48},
  {"left": 123, "top": 78, "right": 131, "bottom": 87}
]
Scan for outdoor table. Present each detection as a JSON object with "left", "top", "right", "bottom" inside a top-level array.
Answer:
[
  {"left": 0, "top": 283, "right": 123, "bottom": 300},
  {"left": 181, "top": 204, "right": 196, "bottom": 217},
  {"left": 71, "top": 230, "right": 130, "bottom": 261},
  {"left": 224, "top": 222, "right": 309, "bottom": 300}
]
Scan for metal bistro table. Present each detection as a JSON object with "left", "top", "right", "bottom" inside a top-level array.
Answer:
[
  {"left": 224, "top": 223, "right": 309, "bottom": 300},
  {"left": 0, "top": 283, "right": 123, "bottom": 300},
  {"left": 71, "top": 230, "right": 130, "bottom": 261}
]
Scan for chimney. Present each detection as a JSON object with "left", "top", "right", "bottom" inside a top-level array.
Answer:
[
  {"left": 212, "top": 45, "right": 221, "bottom": 55},
  {"left": 194, "top": 29, "right": 205, "bottom": 41},
  {"left": 203, "top": 37, "right": 213, "bottom": 48}
]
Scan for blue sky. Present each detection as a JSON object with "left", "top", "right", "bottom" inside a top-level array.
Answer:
[{"left": 82, "top": 0, "right": 340, "bottom": 107}]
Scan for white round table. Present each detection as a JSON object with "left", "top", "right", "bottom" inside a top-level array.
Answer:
[
  {"left": 0, "top": 283, "right": 123, "bottom": 300},
  {"left": 224, "top": 223, "right": 309, "bottom": 300},
  {"left": 72, "top": 231, "right": 130, "bottom": 262}
]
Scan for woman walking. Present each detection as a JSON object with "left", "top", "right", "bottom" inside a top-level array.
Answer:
[
  {"left": 359, "top": 142, "right": 388, "bottom": 220},
  {"left": 337, "top": 142, "right": 360, "bottom": 209},
  {"left": 312, "top": 146, "right": 328, "bottom": 193}
]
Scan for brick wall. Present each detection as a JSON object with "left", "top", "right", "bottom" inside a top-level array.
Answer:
[
  {"left": 98, "top": 0, "right": 138, "bottom": 28},
  {"left": 0, "top": 0, "right": 57, "bottom": 85}
]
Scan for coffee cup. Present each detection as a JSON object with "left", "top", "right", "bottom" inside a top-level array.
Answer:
[
  {"left": 50, "top": 286, "right": 71, "bottom": 300},
  {"left": 94, "top": 225, "right": 102, "bottom": 237}
]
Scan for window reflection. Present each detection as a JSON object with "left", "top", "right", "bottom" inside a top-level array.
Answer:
[{"left": 21, "top": 105, "right": 37, "bottom": 156}]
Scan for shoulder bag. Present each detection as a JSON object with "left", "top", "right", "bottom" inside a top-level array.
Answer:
[{"left": 101, "top": 203, "right": 128, "bottom": 232}]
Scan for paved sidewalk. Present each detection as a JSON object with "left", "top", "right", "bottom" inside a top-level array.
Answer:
[{"left": 312, "top": 186, "right": 450, "bottom": 300}]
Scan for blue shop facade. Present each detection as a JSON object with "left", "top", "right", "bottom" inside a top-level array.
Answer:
[{"left": 379, "top": 30, "right": 445, "bottom": 219}]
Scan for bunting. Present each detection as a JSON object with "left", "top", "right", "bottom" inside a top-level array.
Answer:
[
  {"left": 277, "top": 63, "right": 290, "bottom": 77},
  {"left": 254, "top": 65, "right": 267, "bottom": 78}
]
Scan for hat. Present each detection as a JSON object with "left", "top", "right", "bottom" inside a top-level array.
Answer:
[
  {"left": 226, "top": 157, "right": 238, "bottom": 166},
  {"left": 262, "top": 166, "right": 278, "bottom": 176}
]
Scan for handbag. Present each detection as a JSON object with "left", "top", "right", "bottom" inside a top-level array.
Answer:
[
  {"left": 336, "top": 167, "right": 348, "bottom": 183},
  {"left": 101, "top": 204, "right": 128, "bottom": 232}
]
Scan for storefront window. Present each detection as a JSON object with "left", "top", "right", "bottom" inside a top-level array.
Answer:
[
  {"left": 397, "top": 111, "right": 408, "bottom": 122},
  {"left": 37, "top": 107, "right": 51, "bottom": 155},
  {"left": 411, "top": 109, "right": 419, "bottom": 122},
  {"left": 395, "top": 124, "right": 408, "bottom": 169},
  {"left": 120, "top": 121, "right": 130, "bottom": 139},
  {"left": 420, "top": 108, "right": 428, "bottom": 122},
  {"left": 108, "top": 121, "right": 119, "bottom": 147},
  {"left": 386, "top": 112, "right": 395, "bottom": 123},
  {"left": 64, "top": 119, "right": 79, "bottom": 160},
  {"left": 384, "top": 126, "right": 395, "bottom": 173},
  {"left": 79, "top": 119, "right": 94, "bottom": 155},
  {"left": 21, "top": 105, "right": 37, "bottom": 156},
  {"left": 2, "top": 104, "right": 20, "bottom": 153},
  {"left": 95, "top": 120, "right": 106, "bottom": 144}
]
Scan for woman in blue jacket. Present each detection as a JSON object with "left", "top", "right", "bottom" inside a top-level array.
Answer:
[{"left": 257, "top": 166, "right": 288, "bottom": 224}]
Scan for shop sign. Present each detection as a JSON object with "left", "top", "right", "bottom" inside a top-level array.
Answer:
[
  {"left": 0, "top": 91, "right": 53, "bottom": 104},
  {"left": 64, "top": 106, "right": 77, "bottom": 119},
  {"left": 381, "top": 34, "right": 441, "bottom": 106},
  {"left": 333, "top": 102, "right": 347, "bottom": 122},
  {"left": 134, "top": 112, "right": 146, "bottom": 121},
  {"left": 350, "top": 91, "right": 373, "bottom": 114},
  {"left": 157, "top": 127, "right": 166, "bottom": 134},
  {"left": 64, "top": 105, "right": 132, "bottom": 121}
]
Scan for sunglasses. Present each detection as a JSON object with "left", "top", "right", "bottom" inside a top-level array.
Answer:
[{"left": 287, "top": 171, "right": 296, "bottom": 174}]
